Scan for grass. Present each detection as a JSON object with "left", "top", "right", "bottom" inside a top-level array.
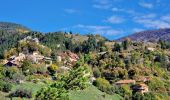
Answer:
[
  {"left": 12, "top": 82, "right": 46, "bottom": 95},
  {"left": 0, "top": 82, "right": 46, "bottom": 100},
  {"left": 69, "top": 85, "right": 122, "bottom": 100},
  {"left": 1, "top": 82, "right": 122, "bottom": 100}
]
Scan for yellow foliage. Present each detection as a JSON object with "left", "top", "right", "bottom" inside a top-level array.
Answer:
[{"left": 50, "top": 64, "right": 59, "bottom": 71}]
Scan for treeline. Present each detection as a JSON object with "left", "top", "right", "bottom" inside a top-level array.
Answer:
[{"left": 0, "top": 30, "right": 107, "bottom": 59}]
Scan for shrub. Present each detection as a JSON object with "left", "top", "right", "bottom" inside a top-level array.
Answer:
[
  {"left": 21, "top": 60, "right": 32, "bottom": 75},
  {"left": 115, "top": 85, "right": 132, "bottom": 98},
  {"left": 0, "top": 81, "right": 4, "bottom": 91},
  {"left": 2, "top": 83, "right": 12, "bottom": 92},
  {"left": 9, "top": 88, "right": 32, "bottom": 98},
  {"left": 2, "top": 67, "right": 19, "bottom": 79},
  {"left": 93, "top": 67, "right": 101, "bottom": 78},
  {"left": 37, "top": 66, "right": 47, "bottom": 74},
  {"left": 0, "top": 82, "right": 12, "bottom": 92},
  {"left": 12, "top": 73, "right": 25, "bottom": 83},
  {"left": 94, "top": 78, "right": 114, "bottom": 94},
  {"left": 48, "top": 64, "right": 58, "bottom": 75},
  {"left": 35, "top": 87, "right": 69, "bottom": 100}
]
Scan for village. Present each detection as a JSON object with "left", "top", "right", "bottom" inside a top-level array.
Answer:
[{"left": 1, "top": 36, "right": 152, "bottom": 95}]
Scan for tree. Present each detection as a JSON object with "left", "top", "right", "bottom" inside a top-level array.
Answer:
[
  {"left": 35, "top": 87, "right": 68, "bottom": 100},
  {"left": 93, "top": 78, "right": 114, "bottom": 94},
  {"left": 113, "top": 42, "right": 121, "bottom": 52},
  {"left": 82, "top": 34, "right": 98, "bottom": 53},
  {"left": 122, "top": 38, "right": 131, "bottom": 50},
  {"left": 93, "top": 67, "right": 101, "bottom": 78},
  {"left": 21, "top": 60, "right": 32, "bottom": 75},
  {"left": 36, "top": 63, "right": 90, "bottom": 100}
]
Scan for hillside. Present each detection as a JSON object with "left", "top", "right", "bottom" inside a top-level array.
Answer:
[
  {"left": 119, "top": 28, "right": 170, "bottom": 42},
  {"left": 0, "top": 22, "right": 30, "bottom": 33},
  {"left": 0, "top": 22, "right": 170, "bottom": 100}
]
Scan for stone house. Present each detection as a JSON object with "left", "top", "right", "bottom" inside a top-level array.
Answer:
[{"left": 131, "top": 83, "right": 149, "bottom": 94}]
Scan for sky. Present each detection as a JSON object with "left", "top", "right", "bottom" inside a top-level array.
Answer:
[{"left": 0, "top": 0, "right": 170, "bottom": 40}]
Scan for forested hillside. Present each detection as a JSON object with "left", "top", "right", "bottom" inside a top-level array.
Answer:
[{"left": 0, "top": 22, "right": 170, "bottom": 100}]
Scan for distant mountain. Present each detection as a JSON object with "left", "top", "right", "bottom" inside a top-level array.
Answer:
[
  {"left": 0, "top": 22, "right": 30, "bottom": 33},
  {"left": 118, "top": 28, "right": 170, "bottom": 42}
]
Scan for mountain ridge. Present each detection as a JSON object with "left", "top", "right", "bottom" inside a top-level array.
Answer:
[
  {"left": 0, "top": 22, "right": 30, "bottom": 33},
  {"left": 118, "top": 28, "right": 170, "bottom": 42}
]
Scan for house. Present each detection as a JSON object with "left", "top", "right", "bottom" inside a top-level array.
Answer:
[
  {"left": 57, "top": 56, "right": 62, "bottom": 62},
  {"left": 147, "top": 47, "right": 155, "bottom": 52},
  {"left": 21, "top": 36, "right": 39, "bottom": 43},
  {"left": 60, "top": 66, "right": 71, "bottom": 71},
  {"left": 90, "top": 77, "right": 96, "bottom": 83},
  {"left": 58, "top": 51, "right": 79, "bottom": 63},
  {"left": 8, "top": 55, "right": 16, "bottom": 61},
  {"left": 5, "top": 53, "right": 25, "bottom": 67},
  {"left": 43, "top": 57, "right": 52, "bottom": 65},
  {"left": 115, "top": 80, "right": 136, "bottom": 85},
  {"left": 131, "top": 83, "right": 149, "bottom": 94},
  {"left": 135, "top": 76, "right": 150, "bottom": 83},
  {"left": 15, "top": 53, "right": 26, "bottom": 62},
  {"left": 4, "top": 61, "right": 19, "bottom": 67},
  {"left": 98, "top": 52, "right": 107, "bottom": 55},
  {"left": 4, "top": 51, "right": 52, "bottom": 67},
  {"left": 66, "top": 51, "right": 79, "bottom": 62}
]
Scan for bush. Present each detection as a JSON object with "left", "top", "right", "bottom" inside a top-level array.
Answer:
[
  {"left": 93, "top": 67, "right": 101, "bottom": 78},
  {"left": 2, "top": 67, "right": 19, "bottom": 79},
  {"left": 35, "top": 87, "right": 69, "bottom": 100},
  {"left": 9, "top": 88, "right": 32, "bottom": 98},
  {"left": 37, "top": 66, "right": 47, "bottom": 74},
  {"left": 0, "top": 81, "right": 12, "bottom": 92},
  {"left": 21, "top": 60, "right": 32, "bottom": 75},
  {"left": 93, "top": 78, "right": 114, "bottom": 94},
  {"left": 48, "top": 64, "right": 58, "bottom": 75},
  {"left": 2, "top": 83, "right": 12, "bottom": 92},
  {"left": 132, "top": 92, "right": 157, "bottom": 100},
  {"left": 0, "top": 81, "right": 4, "bottom": 91},
  {"left": 115, "top": 85, "right": 132, "bottom": 98},
  {"left": 12, "top": 73, "right": 25, "bottom": 83}
]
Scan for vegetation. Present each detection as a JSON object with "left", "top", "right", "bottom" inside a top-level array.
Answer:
[{"left": 0, "top": 22, "right": 170, "bottom": 99}]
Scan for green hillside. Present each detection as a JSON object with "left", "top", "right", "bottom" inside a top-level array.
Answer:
[{"left": 0, "top": 22, "right": 170, "bottom": 100}]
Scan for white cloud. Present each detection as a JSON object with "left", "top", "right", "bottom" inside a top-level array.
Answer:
[
  {"left": 111, "top": 7, "right": 137, "bottom": 15},
  {"left": 132, "top": 28, "right": 144, "bottom": 33},
  {"left": 93, "top": 0, "right": 112, "bottom": 9},
  {"left": 139, "top": 2, "right": 154, "bottom": 9},
  {"left": 140, "top": 13, "right": 156, "bottom": 19},
  {"left": 94, "top": 0, "right": 109, "bottom": 4},
  {"left": 74, "top": 24, "right": 111, "bottom": 30},
  {"left": 71, "top": 24, "right": 124, "bottom": 36},
  {"left": 139, "top": 20, "right": 170, "bottom": 28},
  {"left": 112, "top": 7, "right": 122, "bottom": 12},
  {"left": 93, "top": 4, "right": 111, "bottom": 9},
  {"left": 64, "top": 9, "right": 79, "bottom": 14},
  {"left": 134, "top": 14, "right": 170, "bottom": 29},
  {"left": 161, "top": 14, "right": 170, "bottom": 22},
  {"left": 105, "top": 16, "right": 125, "bottom": 24}
]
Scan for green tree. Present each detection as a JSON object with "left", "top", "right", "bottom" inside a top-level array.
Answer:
[
  {"left": 36, "top": 63, "right": 90, "bottom": 100},
  {"left": 21, "top": 60, "right": 32, "bottom": 75},
  {"left": 122, "top": 38, "right": 131, "bottom": 50},
  {"left": 94, "top": 78, "right": 114, "bottom": 94},
  {"left": 113, "top": 42, "right": 121, "bottom": 52}
]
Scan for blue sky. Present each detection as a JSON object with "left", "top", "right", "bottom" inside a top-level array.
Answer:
[{"left": 0, "top": 0, "right": 170, "bottom": 40}]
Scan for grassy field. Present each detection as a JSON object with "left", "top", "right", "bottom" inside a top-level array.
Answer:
[
  {"left": 0, "top": 83, "right": 122, "bottom": 100},
  {"left": 70, "top": 85, "right": 122, "bottom": 100},
  {"left": 12, "top": 82, "right": 46, "bottom": 95},
  {"left": 0, "top": 82, "right": 46, "bottom": 100}
]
